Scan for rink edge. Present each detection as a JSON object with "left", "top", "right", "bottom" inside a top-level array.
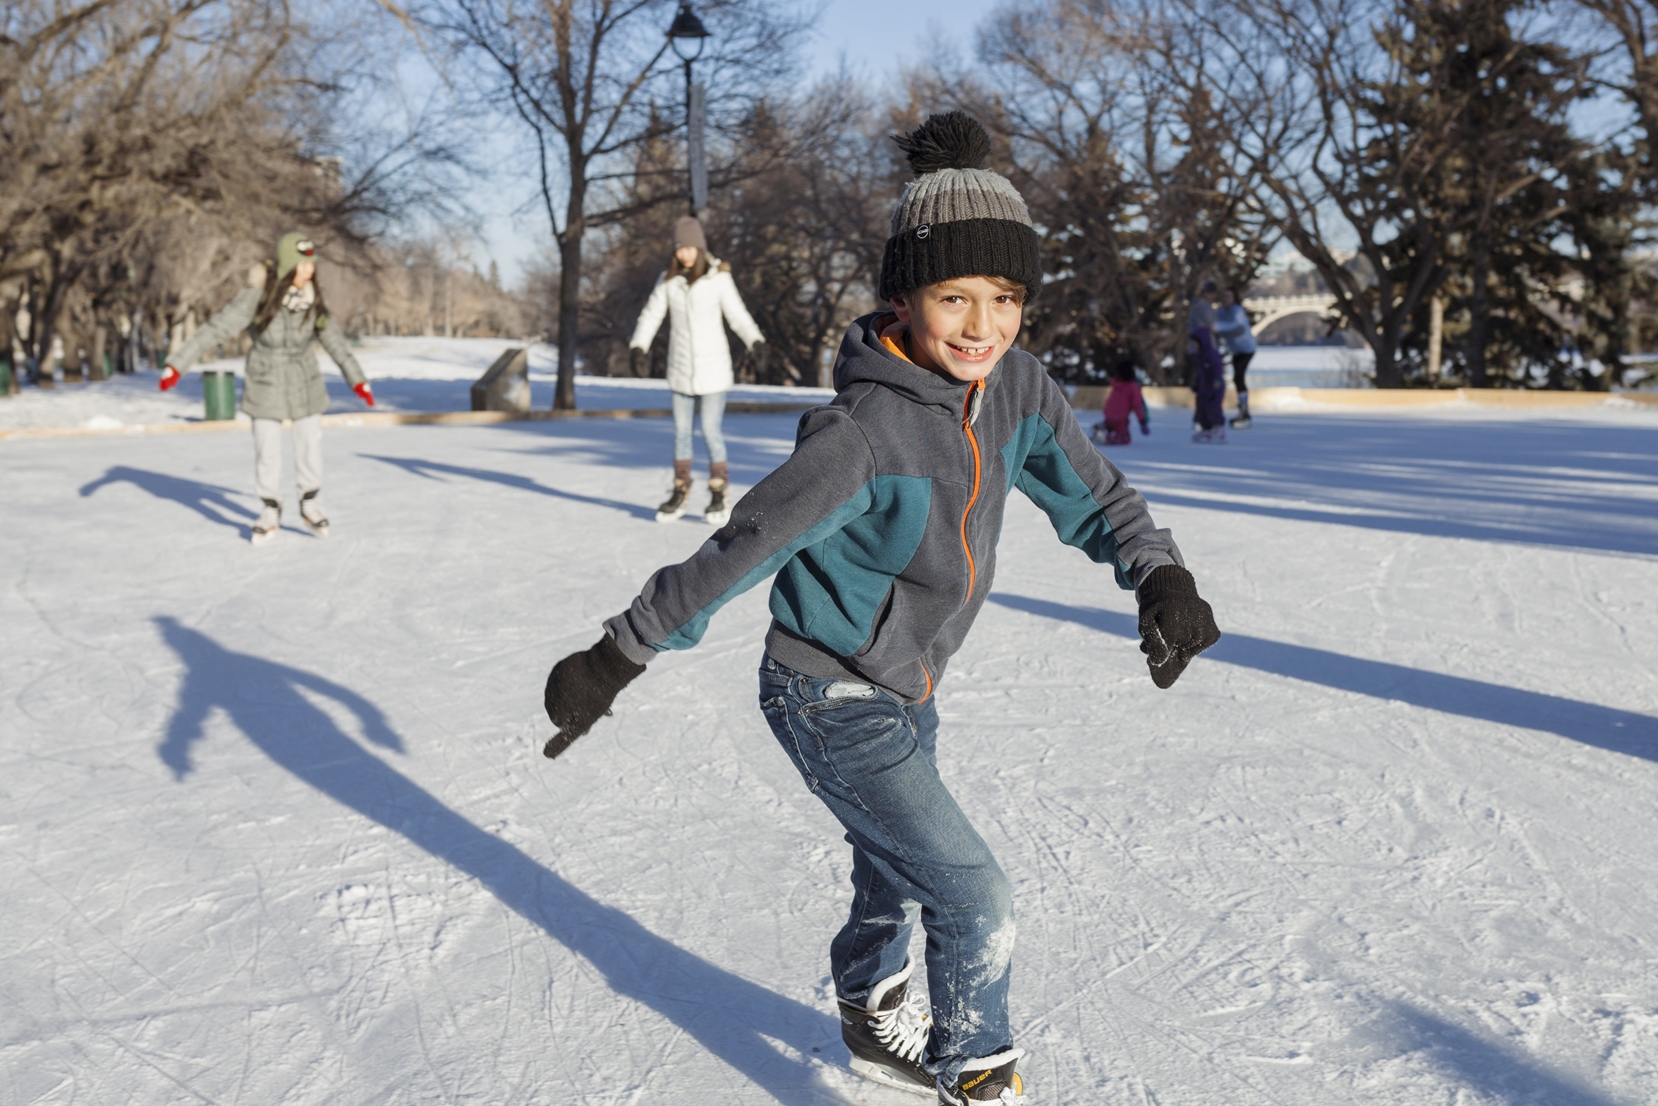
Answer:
[
  {"left": 1073, "top": 385, "right": 1658, "bottom": 412},
  {"left": 4, "top": 389, "right": 1655, "bottom": 440},
  {"left": 0, "top": 403, "right": 816, "bottom": 441}
]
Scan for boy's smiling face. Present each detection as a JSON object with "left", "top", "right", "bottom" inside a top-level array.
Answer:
[{"left": 891, "top": 276, "right": 1024, "bottom": 383}]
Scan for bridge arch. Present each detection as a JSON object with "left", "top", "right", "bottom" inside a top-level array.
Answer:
[{"left": 1242, "top": 294, "right": 1338, "bottom": 332}]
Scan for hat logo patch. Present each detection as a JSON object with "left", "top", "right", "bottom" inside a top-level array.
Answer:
[
  {"left": 296, "top": 239, "right": 315, "bottom": 256},
  {"left": 915, "top": 224, "right": 930, "bottom": 240}
]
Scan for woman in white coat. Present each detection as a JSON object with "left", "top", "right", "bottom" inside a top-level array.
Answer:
[{"left": 628, "top": 216, "right": 764, "bottom": 525}]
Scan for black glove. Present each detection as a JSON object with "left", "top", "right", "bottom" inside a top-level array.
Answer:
[
  {"left": 1136, "top": 565, "right": 1220, "bottom": 689},
  {"left": 747, "top": 340, "right": 767, "bottom": 374},
  {"left": 629, "top": 347, "right": 648, "bottom": 377},
  {"left": 543, "top": 634, "right": 647, "bottom": 758}
]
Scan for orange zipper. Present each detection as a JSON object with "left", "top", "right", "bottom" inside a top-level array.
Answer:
[
  {"left": 920, "top": 662, "right": 933, "bottom": 703},
  {"left": 959, "top": 379, "right": 984, "bottom": 604}
]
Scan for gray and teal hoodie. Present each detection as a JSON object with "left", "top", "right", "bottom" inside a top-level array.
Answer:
[{"left": 605, "top": 312, "right": 1184, "bottom": 703}]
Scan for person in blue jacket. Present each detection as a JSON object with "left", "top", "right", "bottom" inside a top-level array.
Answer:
[
  {"left": 1215, "top": 286, "right": 1257, "bottom": 428},
  {"left": 539, "top": 114, "right": 1221, "bottom": 1106}
]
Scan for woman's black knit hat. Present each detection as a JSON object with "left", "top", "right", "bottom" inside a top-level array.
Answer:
[{"left": 878, "top": 112, "right": 1042, "bottom": 303}]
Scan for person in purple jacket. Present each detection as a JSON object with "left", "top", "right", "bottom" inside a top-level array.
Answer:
[
  {"left": 1187, "top": 280, "right": 1228, "bottom": 442},
  {"left": 539, "top": 114, "right": 1221, "bottom": 1106}
]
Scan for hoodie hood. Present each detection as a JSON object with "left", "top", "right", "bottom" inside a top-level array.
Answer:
[{"left": 834, "top": 311, "right": 998, "bottom": 414}]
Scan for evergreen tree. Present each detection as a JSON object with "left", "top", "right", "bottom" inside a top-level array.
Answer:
[{"left": 1427, "top": 0, "right": 1589, "bottom": 385}]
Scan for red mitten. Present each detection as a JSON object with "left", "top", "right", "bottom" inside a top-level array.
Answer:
[
  {"left": 159, "top": 366, "right": 182, "bottom": 391},
  {"left": 354, "top": 381, "right": 374, "bottom": 406}
]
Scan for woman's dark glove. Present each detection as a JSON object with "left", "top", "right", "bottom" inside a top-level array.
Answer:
[
  {"left": 629, "top": 347, "right": 648, "bottom": 377},
  {"left": 543, "top": 635, "right": 647, "bottom": 758},
  {"left": 1136, "top": 565, "right": 1220, "bottom": 689}
]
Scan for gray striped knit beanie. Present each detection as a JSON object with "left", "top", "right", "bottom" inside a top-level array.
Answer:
[{"left": 878, "top": 112, "right": 1042, "bottom": 303}]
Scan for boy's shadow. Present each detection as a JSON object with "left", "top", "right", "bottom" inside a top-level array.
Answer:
[
  {"left": 80, "top": 466, "right": 253, "bottom": 535},
  {"left": 153, "top": 617, "right": 843, "bottom": 1103}
]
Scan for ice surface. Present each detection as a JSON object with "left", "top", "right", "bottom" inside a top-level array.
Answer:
[{"left": 2, "top": 396, "right": 1655, "bottom": 1104}]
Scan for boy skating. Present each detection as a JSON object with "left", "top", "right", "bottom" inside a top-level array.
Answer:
[{"left": 540, "top": 113, "right": 1221, "bottom": 1104}]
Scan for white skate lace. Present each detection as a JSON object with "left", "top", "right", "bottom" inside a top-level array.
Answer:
[{"left": 871, "top": 990, "right": 930, "bottom": 1065}]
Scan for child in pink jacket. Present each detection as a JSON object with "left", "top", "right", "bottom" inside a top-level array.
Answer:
[{"left": 1097, "top": 359, "right": 1149, "bottom": 445}]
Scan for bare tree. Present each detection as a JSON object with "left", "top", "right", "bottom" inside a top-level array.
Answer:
[
  {"left": 424, "top": 0, "right": 807, "bottom": 408},
  {"left": 581, "top": 85, "right": 886, "bottom": 386},
  {"left": 1216, "top": 0, "right": 1463, "bottom": 387},
  {"left": 1, "top": 0, "right": 466, "bottom": 380},
  {"left": 1575, "top": 0, "right": 1658, "bottom": 192},
  {"left": 920, "top": 0, "right": 1274, "bottom": 383}
]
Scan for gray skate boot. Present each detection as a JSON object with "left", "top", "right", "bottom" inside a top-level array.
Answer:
[
  {"left": 251, "top": 498, "right": 281, "bottom": 545},
  {"left": 299, "top": 489, "right": 329, "bottom": 537}
]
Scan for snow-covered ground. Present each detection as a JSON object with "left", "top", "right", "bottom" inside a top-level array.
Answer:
[
  {"left": 3, "top": 399, "right": 1656, "bottom": 1105},
  {"left": 0, "top": 337, "right": 833, "bottom": 432}
]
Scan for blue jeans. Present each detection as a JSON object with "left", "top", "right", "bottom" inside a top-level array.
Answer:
[
  {"left": 671, "top": 390, "right": 726, "bottom": 464},
  {"left": 758, "top": 655, "right": 1014, "bottom": 1082}
]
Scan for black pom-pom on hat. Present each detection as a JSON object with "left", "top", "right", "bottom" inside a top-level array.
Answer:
[{"left": 892, "top": 111, "right": 992, "bottom": 177}]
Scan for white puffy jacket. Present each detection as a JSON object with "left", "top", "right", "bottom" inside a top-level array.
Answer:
[{"left": 628, "top": 260, "right": 763, "bottom": 396}]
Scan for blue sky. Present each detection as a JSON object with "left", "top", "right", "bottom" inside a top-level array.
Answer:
[{"left": 466, "top": 0, "right": 1004, "bottom": 283}]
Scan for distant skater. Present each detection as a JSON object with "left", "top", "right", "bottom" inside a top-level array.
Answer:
[
  {"left": 1187, "top": 280, "right": 1227, "bottom": 443},
  {"left": 1092, "top": 359, "right": 1150, "bottom": 445},
  {"left": 541, "top": 113, "right": 1222, "bottom": 1105},
  {"left": 628, "top": 216, "right": 765, "bottom": 526},
  {"left": 1215, "top": 287, "right": 1256, "bottom": 428},
  {"left": 161, "top": 233, "right": 373, "bottom": 543}
]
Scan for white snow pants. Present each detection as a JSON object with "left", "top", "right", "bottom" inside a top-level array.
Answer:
[{"left": 252, "top": 415, "right": 323, "bottom": 504}]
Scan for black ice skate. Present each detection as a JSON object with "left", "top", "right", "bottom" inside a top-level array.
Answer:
[
  {"left": 251, "top": 498, "right": 281, "bottom": 545},
  {"left": 299, "top": 489, "right": 329, "bottom": 537},
  {"left": 838, "top": 961, "right": 933, "bottom": 1097},
  {"left": 938, "top": 1050, "right": 1026, "bottom": 1105}
]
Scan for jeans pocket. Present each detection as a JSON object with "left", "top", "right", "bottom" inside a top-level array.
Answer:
[
  {"left": 795, "top": 694, "right": 908, "bottom": 806},
  {"left": 760, "top": 693, "right": 821, "bottom": 793}
]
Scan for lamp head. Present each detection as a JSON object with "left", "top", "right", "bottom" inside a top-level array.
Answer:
[{"left": 667, "top": 3, "right": 710, "bottom": 60}]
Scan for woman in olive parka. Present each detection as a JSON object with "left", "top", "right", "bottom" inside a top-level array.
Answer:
[{"left": 161, "top": 232, "right": 373, "bottom": 543}]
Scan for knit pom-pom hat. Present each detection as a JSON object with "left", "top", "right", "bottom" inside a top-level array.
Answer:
[
  {"left": 877, "top": 112, "right": 1041, "bottom": 303},
  {"left": 276, "top": 232, "right": 316, "bottom": 281}
]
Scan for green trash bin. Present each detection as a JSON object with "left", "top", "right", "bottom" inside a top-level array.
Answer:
[{"left": 203, "top": 370, "right": 237, "bottom": 421}]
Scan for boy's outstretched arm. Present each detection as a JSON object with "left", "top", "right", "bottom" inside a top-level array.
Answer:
[
  {"left": 541, "top": 408, "right": 876, "bottom": 758},
  {"left": 1016, "top": 375, "right": 1221, "bottom": 687}
]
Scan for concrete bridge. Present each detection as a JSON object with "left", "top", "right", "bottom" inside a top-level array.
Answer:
[{"left": 1241, "top": 293, "right": 1338, "bottom": 331}]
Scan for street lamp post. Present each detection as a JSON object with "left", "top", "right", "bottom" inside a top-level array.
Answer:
[{"left": 667, "top": 3, "right": 710, "bottom": 216}]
